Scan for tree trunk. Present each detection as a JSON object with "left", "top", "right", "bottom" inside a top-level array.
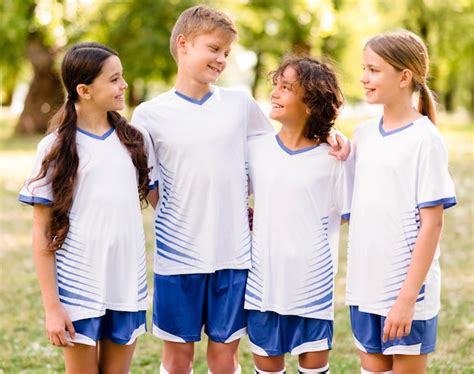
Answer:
[{"left": 15, "top": 33, "right": 64, "bottom": 135}]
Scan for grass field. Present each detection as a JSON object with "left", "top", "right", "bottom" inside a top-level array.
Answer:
[{"left": 1, "top": 109, "right": 473, "bottom": 373}]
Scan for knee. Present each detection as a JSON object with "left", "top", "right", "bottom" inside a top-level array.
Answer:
[{"left": 162, "top": 359, "right": 193, "bottom": 374}]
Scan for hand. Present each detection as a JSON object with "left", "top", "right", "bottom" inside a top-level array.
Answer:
[
  {"left": 327, "top": 130, "right": 351, "bottom": 161},
  {"left": 382, "top": 299, "right": 415, "bottom": 342},
  {"left": 45, "top": 304, "right": 76, "bottom": 347},
  {"left": 248, "top": 207, "right": 254, "bottom": 231}
]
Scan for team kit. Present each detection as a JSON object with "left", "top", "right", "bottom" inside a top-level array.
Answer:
[{"left": 19, "top": 4, "right": 456, "bottom": 374}]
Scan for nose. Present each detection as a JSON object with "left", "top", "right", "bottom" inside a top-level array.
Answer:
[
  {"left": 121, "top": 77, "right": 128, "bottom": 90},
  {"left": 270, "top": 86, "right": 279, "bottom": 99},
  {"left": 360, "top": 70, "right": 368, "bottom": 84},
  {"left": 216, "top": 52, "right": 227, "bottom": 64}
]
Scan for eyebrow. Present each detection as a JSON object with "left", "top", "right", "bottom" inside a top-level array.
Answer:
[{"left": 108, "top": 71, "right": 122, "bottom": 79}]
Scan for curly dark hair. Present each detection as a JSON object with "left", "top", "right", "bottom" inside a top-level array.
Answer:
[
  {"left": 30, "top": 42, "right": 150, "bottom": 250},
  {"left": 270, "top": 56, "right": 344, "bottom": 141}
]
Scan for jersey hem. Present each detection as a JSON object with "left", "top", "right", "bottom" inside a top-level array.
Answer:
[
  {"left": 154, "top": 260, "right": 251, "bottom": 275},
  {"left": 244, "top": 303, "right": 334, "bottom": 321},
  {"left": 67, "top": 303, "right": 148, "bottom": 322},
  {"left": 346, "top": 302, "right": 439, "bottom": 320}
]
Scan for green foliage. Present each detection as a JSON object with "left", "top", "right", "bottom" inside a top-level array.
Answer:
[{"left": 92, "top": 0, "right": 196, "bottom": 85}]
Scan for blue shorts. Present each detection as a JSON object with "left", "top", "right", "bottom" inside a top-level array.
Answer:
[
  {"left": 350, "top": 306, "right": 437, "bottom": 355},
  {"left": 71, "top": 310, "right": 146, "bottom": 346},
  {"left": 248, "top": 310, "right": 333, "bottom": 356},
  {"left": 152, "top": 269, "right": 248, "bottom": 343}
]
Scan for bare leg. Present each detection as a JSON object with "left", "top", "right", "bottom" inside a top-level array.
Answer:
[
  {"left": 359, "top": 351, "right": 393, "bottom": 372},
  {"left": 393, "top": 354, "right": 427, "bottom": 374},
  {"left": 207, "top": 339, "right": 240, "bottom": 373},
  {"left": 63, "top": 343, "right": 98, "bottom": 374},
  {"left": 162, "top": 341, "right": 194, "bottom": 374},
  {"left": 253, "top": 353, "right": 285, "bottom": 372},
  {"left": 98, "top": 339, "right": 136, "bottom": 374},
  {"left": 299, "top": 350, "right": 330, "bottom": 369}
]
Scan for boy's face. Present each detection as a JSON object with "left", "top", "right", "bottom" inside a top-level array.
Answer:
[
  {"left": 270, "top": 66, "right": 309, "bottom": 127},
  {"left": 177, "top": 29, "right": 234, "bottom": 86}
]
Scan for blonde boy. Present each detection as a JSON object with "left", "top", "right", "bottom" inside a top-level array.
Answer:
[{"left": 132, "top": 5, "right": 348, "bottom": 373}]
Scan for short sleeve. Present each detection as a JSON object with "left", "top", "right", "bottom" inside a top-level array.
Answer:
[
  {"left": 131, "top": 104, "right": 159, "bottom": 155},
  {"left": 416, "top": 134, "right": 456, "bottom": 209},
  {"left": 333, "top": 154, "right": 354, "bottom": 220},
  {"left": 245, "top": 94, "right": 274, "bottom": 139},
  {"left": 141, "top": 127, "right": 159, "bottom": 190},
  {"left": 18, "top": 136, "right": 55, "bottom": 206}
]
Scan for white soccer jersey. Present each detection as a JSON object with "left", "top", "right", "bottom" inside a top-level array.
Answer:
[
  {"left": 19, "top": 126, "right": 159, "bottom": 322},
  {"left": 244, "top": 134, "right": 353, "bottom": 320},
  {"left": 345, "top": 116, "right": 456, "bottom": 320},
  {"left": 131, "top": 86, "right": 274, "bottom": 275}
]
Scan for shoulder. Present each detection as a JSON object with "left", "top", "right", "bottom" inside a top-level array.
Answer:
[
  {"left": 248, "top": 133, "right": 274, "bottom": 149},
  {"left": 414, "top": 117, "right": 448, "bottom": 150},
  {"left": 133, "top": 89, "right": 175, "bottom": 115},
  {"left": 353, "top": 116, "right": 379, "bottom": 137},
  {"left": 216, "top": 86, "right": 256, "bottom": 105},
  {"left": 37, "top": 131, "right": 59, "bottom": 153}
]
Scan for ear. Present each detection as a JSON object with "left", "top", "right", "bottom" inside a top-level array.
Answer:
[
  {"left": 400, "top": 69, "right": 413, "bottom": 89},
  {"left": 76, "top": 84, "right": 91, "bottom": 100},
  {"left": 176, "top": 34, "right": 188, "bottom": 55},
  {"left": 306, "top": 106, "right": 311, "bottom": 115}
]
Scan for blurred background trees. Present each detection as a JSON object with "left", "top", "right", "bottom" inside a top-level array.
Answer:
[{"left": 1, "top": 0, "right": 472, "bottom": 134}]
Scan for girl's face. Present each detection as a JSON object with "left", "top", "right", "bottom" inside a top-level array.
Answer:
[
  {"left": 270, "top": 66, "right": 309, "bottom": 128},
  {"left": 86, "top": 55, "right": 128, "bottom": 111},
  {"left": 360, "top": 47, "right": 405, "bottom": 106}
]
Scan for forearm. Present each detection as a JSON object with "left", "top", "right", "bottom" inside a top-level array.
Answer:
[{"left": 32, "top": 206, "right": 60, "bottom": 311}]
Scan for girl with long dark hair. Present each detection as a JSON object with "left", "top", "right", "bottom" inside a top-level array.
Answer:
[{"left": 19, "top": 42, "right": 158, "bottom": 373}]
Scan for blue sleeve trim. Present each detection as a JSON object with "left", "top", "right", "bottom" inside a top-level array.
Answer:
[
  {"left": 18, "top": 194, "right": 53, "bottom": 206},
  {"left": 148, "top": 180, "right": 159, "bottom": 190},
  {"left": 341, "top": 213, "right": 351, "bottom": 221},
  {"left": 417, "top": 197, "right": 457, "bottom": 210}
]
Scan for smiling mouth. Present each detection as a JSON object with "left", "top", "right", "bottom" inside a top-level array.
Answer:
[
  {"left": 272, "top": 103, "right": 283, "bottom": 108},
  {"left": 208, "top": 65, "right": 221, "bottom": 73}
]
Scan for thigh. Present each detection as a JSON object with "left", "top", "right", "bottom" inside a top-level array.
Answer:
[
  {"left": 299, "top": 350, "right": 330, "bottom": 369},
  {"left": 393, "top": 354, "right": 428, "bottom": 374},
  {"left": 63, "top": 343, "right": 98, "bottom": 374},
  {"left": 253, "top": 354, "right": 285, "bottom": 372},
  {"left": 153, "top": 273, "right": 207, "bottom": 342},
  {"left": 98, "top": 339, "right": 136, "bottom": 374},
  {"left": 359, "top": 351, "right": 393, "bottom": 372},
  {"left": 205, "top": 269, "right": 248, "bottom": 343}
]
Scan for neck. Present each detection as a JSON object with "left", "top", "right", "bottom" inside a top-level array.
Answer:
[
  {"left": 382, "top": 94, "right": 422, "bottom": 130},
  {"left": 175, "top": 74, "right": 212, "bottom": 100},
  {"left": 278, "top": 124, "right": 318, "bottom": 150},
  {"left": 75, "top": 103, "right": 111, "bottom": 133}
]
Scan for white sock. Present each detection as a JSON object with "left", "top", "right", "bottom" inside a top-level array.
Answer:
[
  {"left": 160, "top": 363, "right": 169, "bottom": 374},
  {"left": 361, "top": 369, "right": 393, "bottom": 374},
  {"left": 298, "top": 363, "right": 330, "bottom": 373},
  {"left": 255, "top": 367, "right": 286, "bottom": 374}
]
